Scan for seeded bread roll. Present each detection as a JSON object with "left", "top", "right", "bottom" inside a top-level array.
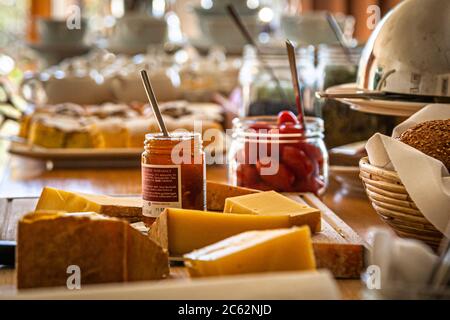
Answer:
[{"left": 398, "top": 119, "right": 450, "bottom": 170}]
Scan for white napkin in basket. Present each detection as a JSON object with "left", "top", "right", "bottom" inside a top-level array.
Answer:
[{"left": 366, "top": 104, "right": 450, "bottom": 237}]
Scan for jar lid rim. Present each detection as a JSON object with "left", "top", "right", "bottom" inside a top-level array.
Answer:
[
  {"left": 145, "top": 131, "right": 201, "bottom": 141},
  {"left": 232, "top": 116, "right": 324, "bottom": 138}
]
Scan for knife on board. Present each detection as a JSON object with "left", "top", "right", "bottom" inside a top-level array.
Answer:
[{"left": 0, "top": 240, "right": 15, "bottom": 267}]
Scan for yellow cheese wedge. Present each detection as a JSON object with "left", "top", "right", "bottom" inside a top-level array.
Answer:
[
  {"left": 17, "top": 211, "right": 169, "bottom": 289},
  {"left": 35, "top": 187, "right": 142, "bottom": 221},
  {"left": 206, "top": 181, "right": 261, "bottom": 211},
  {"left": 224, "top": 191, "right": 321, "bottom": 233},
  {"left": 184, "top": 227, "right": 316, "bottom": 277},
  {"left": 148, "top": 208, "right": 317, "bottom": 255}
]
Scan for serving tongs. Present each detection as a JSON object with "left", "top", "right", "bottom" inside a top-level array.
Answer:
[
  {"left": 226, "top": 4, "right": 288, "bottom": 103},
  {"left": 325, "top": 12, "right": 356, "bottom": 65}
]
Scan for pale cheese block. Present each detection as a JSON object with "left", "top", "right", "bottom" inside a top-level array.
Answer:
[
  {"left": 35, "top": 187, "right": 142, "bottom": 221},
  {"left": 17, "top": 211, "right": 169, "bottom": 289},
  {"left": 184, "top": 227, "right": 316, "bottom": 277},
  {"left": 224, "top": 191, "right": 321, "bottom": 233},
  {"left": 149, "top": 208, "right": 315, "bottom": 256},
  {"left": 206, "top": 181, "right": 261, "bottom": 211}
]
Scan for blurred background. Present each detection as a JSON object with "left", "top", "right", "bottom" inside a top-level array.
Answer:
[
  {"left": 0, "top": 0, "right": 403, "bottom": 66},
  {"left": 0, "top": 0, "right": 405, "bottom": 159}
]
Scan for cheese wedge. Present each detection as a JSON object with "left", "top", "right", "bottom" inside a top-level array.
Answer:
[
  {"left": 35, "top": 187, "right": 142, "bottom": 221},
  {"left": 184, "top": 227, "right": 316, "bottom": 277},
  {"left": 224, "top": 191, "right": 321, "bottom": 233},
  {"left": 148, "top": 208, "right": 318, "bottom": 255},
  {"left": 206, "top": 181, "right": 261, "bottom": 211},
  {"left": 17, "top": 211, "right": 169, "bottom": 289}
]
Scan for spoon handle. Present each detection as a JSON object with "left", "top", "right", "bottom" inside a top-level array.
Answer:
[
  {"left": 140, "top": 70, "right": 170, "bottom": 137},
  {"left": 286, "top": 40, "right": 306, "bottom": 129}
]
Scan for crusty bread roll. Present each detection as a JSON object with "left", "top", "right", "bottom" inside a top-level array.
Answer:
[{"left": 399, "top": 119, "right": 449, "bottom": 170}]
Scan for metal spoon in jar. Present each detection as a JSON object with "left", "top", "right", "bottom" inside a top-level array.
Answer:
[
  {"left": 140, "top": 70, "right": 170, "bottom": 137},
  {"left": 285, "top": 40, "right": 306, "bottom": 130}
]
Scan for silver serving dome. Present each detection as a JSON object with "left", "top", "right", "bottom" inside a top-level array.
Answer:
[{"left": 357, "top": 0, "right": 450, "bottom": 97}]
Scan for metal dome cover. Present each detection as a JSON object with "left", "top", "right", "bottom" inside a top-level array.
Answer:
[{"left": 357, "top": 0, "right": 450, "bottom": 97}]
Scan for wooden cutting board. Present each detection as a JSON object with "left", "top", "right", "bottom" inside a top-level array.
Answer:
[{"left": 0, "top": 193, "right": 367, "bottom": 279}]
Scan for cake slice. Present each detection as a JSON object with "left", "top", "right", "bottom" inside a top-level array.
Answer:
[
  {"left": 124, "top": 118, "right": 157, "bottom": 148},
  {"left": 89, "top": 118, "right": 128, "bottom": 148},
  {"left": 28, "top": 115, "right": 94, "bottom": 149}
]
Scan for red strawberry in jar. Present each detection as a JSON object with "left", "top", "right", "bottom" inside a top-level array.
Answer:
[
  {"left": 236, "top": 164, "right": 259, "bottom": 187},
  {"left": 256, "top": 160, "right": 295, "bottom": 191},
  {"left": 281, "top": 145, "right": 314, "bottom": 180},
  {"left": 230, "top": 114, "right": 327, "bottom": 195}
]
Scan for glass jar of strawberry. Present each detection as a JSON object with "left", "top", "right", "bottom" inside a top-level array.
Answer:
[{"left": 228, "top": 111, "right": 328, "bottom": 195}]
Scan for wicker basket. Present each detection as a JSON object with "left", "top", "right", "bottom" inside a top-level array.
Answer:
[{"left": 359, "top": 157, "right": 443, "bottom": 248}]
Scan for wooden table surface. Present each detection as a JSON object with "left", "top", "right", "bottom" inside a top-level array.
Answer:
[{"left": 0, "top": 154, "right": 387, "bottom": 299}]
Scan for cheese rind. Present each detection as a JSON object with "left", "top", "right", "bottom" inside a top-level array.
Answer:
[
  {"left": 17, "top": 211, "right": 169, "bottom": 289},
  {"left": 206, "top": 181, "right": 261, "bottom": 211},
  {"left": 224, "top": 191, "right": 321, "bottom": 233},
  {"left": 184, "top": 227, "right": 316, "bottom": 277},
  {"left": 148, "top": 208, "right": 314, "bottom": 255},
  {"left": 35, "top": 187, "right": 142, "bottom": 221},
  {"left": 313, "top": 242, "right": 365, "bottom": 279}
]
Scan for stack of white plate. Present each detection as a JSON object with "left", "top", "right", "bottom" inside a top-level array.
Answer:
[{"left": 324, "top": 83, "right": 427, "bottom": 117}]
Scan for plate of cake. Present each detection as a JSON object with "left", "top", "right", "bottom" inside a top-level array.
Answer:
[{"left": 9, "top": 101, "right": 226, "bottom": 166}]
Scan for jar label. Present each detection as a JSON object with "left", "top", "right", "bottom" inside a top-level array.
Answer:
[{"left": 142, "top": 164, "right": 182, "bottom": 218}]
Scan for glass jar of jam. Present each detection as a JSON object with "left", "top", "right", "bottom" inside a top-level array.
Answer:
[
  {"left": 228, "top": 116, "right": 328, "bottom": 196},
  {"left": 142, "top": 132, "right": 206, "bottom": 226}
]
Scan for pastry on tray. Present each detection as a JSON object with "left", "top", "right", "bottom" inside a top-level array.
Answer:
[
  {"left": 89, "top": 118, "right": 129, "bottom": 148},
  {"left": 18, "top": 101, "right": 224, "bottom": 150},
  {"left": 28, "top": 115, "right": 95, "bottom": 149}
]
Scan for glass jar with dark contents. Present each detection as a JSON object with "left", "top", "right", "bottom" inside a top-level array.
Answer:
[
  {"left": 316, "top": 44, "right": 398, "bottom": 148},
  {"left": 142, "top": 132, "right": 206, "bottom": 226},
  {"left": 239, "top": 44, "right": 316, "bottom": 117}
]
